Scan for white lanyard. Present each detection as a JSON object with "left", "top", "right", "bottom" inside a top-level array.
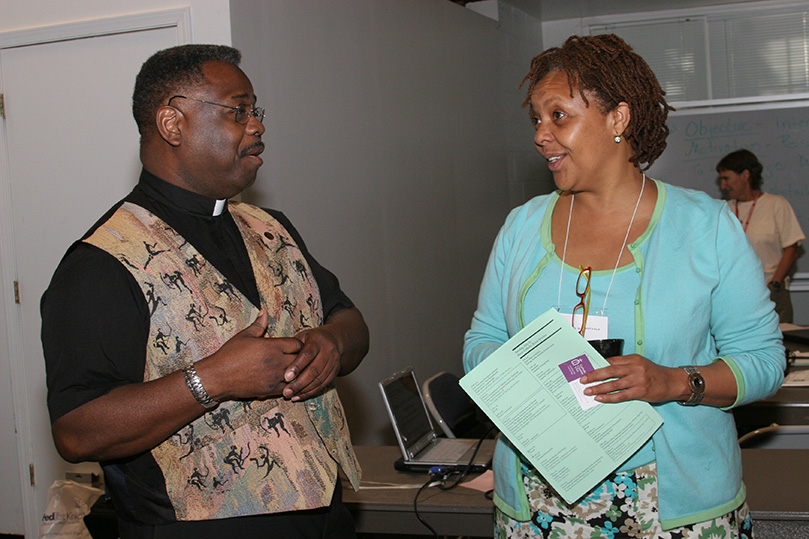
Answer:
[{"left": 557, "top": 174, "right": 646, "bottom": 313}]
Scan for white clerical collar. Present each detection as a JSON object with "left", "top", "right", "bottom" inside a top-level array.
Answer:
[{"left": 213, "top": 199, "right": 227, "bottom": 216}]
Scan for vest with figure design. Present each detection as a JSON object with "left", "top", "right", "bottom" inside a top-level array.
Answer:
[{"left": 84, "top": 201, "right": 361, "bottom": 521}]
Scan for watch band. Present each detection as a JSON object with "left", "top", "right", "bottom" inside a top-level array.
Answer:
[
  {"left": 182, "top": 365, "right": 219, "bottom": 409},
  {"left": 678, "top": 365, "right": 705, "bottom": 406}
]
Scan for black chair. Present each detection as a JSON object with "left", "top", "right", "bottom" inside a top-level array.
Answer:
[{"left": 422, "top": 371, "right": 495, "bottom": 439}]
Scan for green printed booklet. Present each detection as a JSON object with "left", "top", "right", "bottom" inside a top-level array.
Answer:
[{"left": 460, "top": 308, "right": 663, "bottom": 504}]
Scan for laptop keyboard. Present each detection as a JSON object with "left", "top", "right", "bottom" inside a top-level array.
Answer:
[{"left": 416, "top": 439, "right": 471, "bottom": 461}]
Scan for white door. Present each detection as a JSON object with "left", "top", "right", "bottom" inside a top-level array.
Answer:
[{"left": 0, "top": 22, "right": 179, "bottom": 536}]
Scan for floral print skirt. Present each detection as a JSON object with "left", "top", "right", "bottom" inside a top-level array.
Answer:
[{"left": 495, "top": 462, "right": 754, "bottom": 539}]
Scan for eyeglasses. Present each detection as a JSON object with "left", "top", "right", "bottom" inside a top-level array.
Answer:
[
  {"left": 572, "top": 265, "right": 591, "bottom": 337},
  {"left": 167, "top": 95, "right": 265, "bottom": 125}
]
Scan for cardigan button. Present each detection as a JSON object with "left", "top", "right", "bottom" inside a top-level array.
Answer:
[
  {"left": 308, "top": 403, "right": 317, "bottom": 411},
  {"left": 634, "top": 299, "right": 640, "bottom": 305},
  {"left": 637, "top": 339, "right": 643, "bottom": 345}
]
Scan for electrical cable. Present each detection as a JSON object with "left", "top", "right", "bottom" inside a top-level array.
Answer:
[
  {"left": 439, "top": 425, "right": 496, "bottom": 490},
  {"left": 412, "top": 426, "right": 497, "bottom": 535},
  {"left": 413, "top": 476, "right": 440, "bottom": 538}
]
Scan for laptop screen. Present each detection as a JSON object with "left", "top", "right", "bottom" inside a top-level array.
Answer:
[{"left": 379, "top": 368, "right": 434, "bottom": 455}]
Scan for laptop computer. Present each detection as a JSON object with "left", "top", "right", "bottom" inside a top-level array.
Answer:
[{"left": 378, "top": 367, "right": 494, "bottom": 473}]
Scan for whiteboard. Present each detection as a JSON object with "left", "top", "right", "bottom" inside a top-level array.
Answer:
[{"left": 647, "top": 106, "right": 809, "bottom": 270}]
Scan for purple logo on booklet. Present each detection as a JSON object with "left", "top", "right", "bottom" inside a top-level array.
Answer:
[{"left": 559, "top": 354, "right": 594, "bottom": 382}]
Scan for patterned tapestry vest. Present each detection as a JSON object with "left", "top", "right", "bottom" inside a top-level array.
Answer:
[{"left": 85, "top": 201, "right": 361, "bottom": 521}]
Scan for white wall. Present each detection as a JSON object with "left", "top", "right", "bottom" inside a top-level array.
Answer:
[
  {"left": 0, "top": 0, "right": 232, "bottom": 42},
  {"left": 230, "top": 0, "right": 546, "bottom": 444}
]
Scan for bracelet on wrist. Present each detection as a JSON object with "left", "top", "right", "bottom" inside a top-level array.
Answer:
[{"left": 182, "top": 365, "right": 219, "bottom": 409}]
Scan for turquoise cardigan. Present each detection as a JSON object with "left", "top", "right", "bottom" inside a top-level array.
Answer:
[{"left": 463, "top": 180, "right": 784, "bottom": 529}]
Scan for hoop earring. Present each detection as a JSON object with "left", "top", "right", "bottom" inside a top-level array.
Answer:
[{"left": 614, "top": 135, "right": 622, "bottom": 143}]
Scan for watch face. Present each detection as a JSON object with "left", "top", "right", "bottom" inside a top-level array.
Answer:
[{"left": 679, "top": 366, "right": 705, "bottom": 405}]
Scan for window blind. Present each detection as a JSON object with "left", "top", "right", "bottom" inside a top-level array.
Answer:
[{"left": 589, "top": 6, "right": 809, "bottom": 105}]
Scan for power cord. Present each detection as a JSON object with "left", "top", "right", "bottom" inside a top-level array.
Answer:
[
  {"left": 413, "top": 426, "right": 497, "bottom": 536},
  {"left": 414, "top": 475, "right": 441, "bottom": 538}
]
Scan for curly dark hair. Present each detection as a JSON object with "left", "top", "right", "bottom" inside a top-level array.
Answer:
[
  {"left": 716, "top": 149, "right": 764, "bottom": 191},
  {"left": 520, "top": 34, "right": 674, "bottom": 171},
  {"left": 132, "top": 44, "right": 241, "bottom": 137}
]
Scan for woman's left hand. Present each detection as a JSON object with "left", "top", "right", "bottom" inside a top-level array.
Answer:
[{"left": 580, "top": 355, "right": 679, "bottom": 403}]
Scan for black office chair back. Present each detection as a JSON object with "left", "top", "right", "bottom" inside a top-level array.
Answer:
[{"left": 423, "top": 372, "right": 495, "bottom": 439}]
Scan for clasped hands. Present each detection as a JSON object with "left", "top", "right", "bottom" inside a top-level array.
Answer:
[{"left": 202, "top": 310, "right": 342, "bottom": 403}]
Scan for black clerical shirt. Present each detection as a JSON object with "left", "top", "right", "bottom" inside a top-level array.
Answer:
[{"left": 42, "top": 169, "right": 352, "bottom": 424}]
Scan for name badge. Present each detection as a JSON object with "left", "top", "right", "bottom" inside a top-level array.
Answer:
[
  {"left": 559, "top": 354, "right": 600, "bottom": 410},
  {"left": 559, "top": 313, "right": 609, "bottom": 340}
]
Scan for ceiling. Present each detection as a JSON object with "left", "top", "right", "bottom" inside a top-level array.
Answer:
[{"left": 500, "top": 0, "right": 763, "bottom": 21}]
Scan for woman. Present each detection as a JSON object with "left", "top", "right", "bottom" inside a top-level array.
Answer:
[
  {"left": 717, "top": 149, "right": 804, "bottom": 323},
  {"left": 464, "top": 34, "right": 784, "bottom": 538}
]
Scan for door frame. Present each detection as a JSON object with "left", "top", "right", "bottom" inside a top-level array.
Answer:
[{"left": 0, "top": 8, "right": 189, "bottom": 536}]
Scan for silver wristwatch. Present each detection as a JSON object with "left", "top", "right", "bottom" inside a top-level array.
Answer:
[
  {"left": 182, "top": 365, "right": 219, "bottom": 409},
  {"left": 678, "top": 365, "right": 705, "bottom": 406}
]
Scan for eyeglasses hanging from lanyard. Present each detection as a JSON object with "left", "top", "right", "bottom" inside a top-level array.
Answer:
[{"left": 572, "top": 265, "right": 591, "bottom": 337}]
